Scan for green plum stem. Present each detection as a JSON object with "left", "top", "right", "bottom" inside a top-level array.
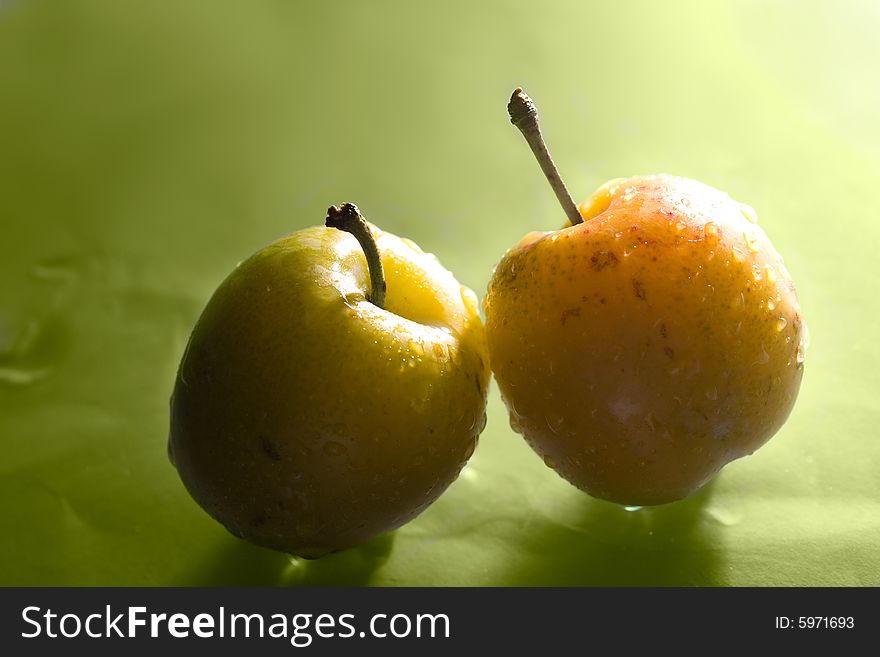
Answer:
[
  {"left": 325, "top": 203, "right": 387, "bottom": 309},
  {"left": 508, "top": 87, "right": 583, "bottom": 226}
]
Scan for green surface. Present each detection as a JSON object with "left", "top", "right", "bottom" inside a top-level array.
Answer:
[{"left": 1, "top": 0, "right": 878, "bottom": 586}]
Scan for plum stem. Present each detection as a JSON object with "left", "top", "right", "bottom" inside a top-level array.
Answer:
[
  {"left": 325, "top": 203, "right": 387, "bottom": 308},
  {"left": 508, "top": 87, "right": 583, "bottom": 226}
]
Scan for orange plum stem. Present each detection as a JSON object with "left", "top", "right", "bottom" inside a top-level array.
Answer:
[{"left": 508, "top": 87, "right": 583, "bottom": 226}]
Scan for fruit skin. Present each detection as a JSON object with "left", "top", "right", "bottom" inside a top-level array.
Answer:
[
  {"left": 485, "top": 175, "right": 807, "bottom": 506},
  {"left": 169, "top": 224, "right": 489, "bottom": 557}
]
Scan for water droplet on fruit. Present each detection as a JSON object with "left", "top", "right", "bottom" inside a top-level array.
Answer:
[
  {"left": 744, "top": 230, "right": 761, "bottom": 254},
  {"left": 776, "top": 317, "right": 788, "bottom": 332},
  {"left": 756, "top": 343, "right": 770, "bottom": 365},
  {"left": 545, "top": 413, "right": 566, "bottom": 435},
  {"left": 477, "top": 411, "right": 487, "bottom": 434},
  {"left": 796, "top": 340, "right": 807, "bottom": 366},
  {"left": 767, "top": 297, "right": 776, "bottom": 311},
  {"left": 468, "top": 409, "right": 487, "bottom": 434},
  {"left": 765, "top": 265, "right": 777, "bottom": 284},
  {"left": 509, "top": 413, "right": 523, "bottom": 434},
  {"left": 543, "top": 454, "right": 556, "bottom": 469},
  {"left": 675, "top": 220, "right": 687, "bottom": 233},
  {"left": 732, "top": 247, "right": 746, "bottom": 263},
  {"left": 624, "top": 505, "right": 643, "bottom": 512},
  {"left": 423, "top": 481, "right": 437, "bottom": 498},
  {"left": 409, "top": 341, "right": 424, "bottom": 356},
  {"left": 342, "top": 293, "right": 359, "bottom": 309},
  {"left": 752, "top": 265, "right": 763, "bottom": 282},
  {"left": 704, "top": 222, "right": 719, "bottom": 241},
  {"left": 460, "top": 286, "right": 479, "bottom": 316},
  {"left": 462, "top": 438, "right": 477, "bottom": 462},
  {"left": 431, "top": 342, "right": 450, "bottom": 362},
  {"left": 740, "top": 203, "right": 759, "bottom": 224}
]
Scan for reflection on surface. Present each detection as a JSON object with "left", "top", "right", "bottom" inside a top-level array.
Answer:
[
  {"left": 185, "top": 481, "right": 719, "bottom": 586},
  {"left": 183, "top": 531, "right": 396, "bottom": 586},
  {"left": 503, "top": 482, "right": 721, "bottom": 586},
  {"left": 283, "top": 532, "right": 396, "bottom": 587},
  {"left": 183, "top": 538, "right": 291, "bottom": 587}
]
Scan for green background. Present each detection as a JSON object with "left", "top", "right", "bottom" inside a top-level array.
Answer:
[{"left": 2, "top": 0, "right": 878, "bottom": 586}]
